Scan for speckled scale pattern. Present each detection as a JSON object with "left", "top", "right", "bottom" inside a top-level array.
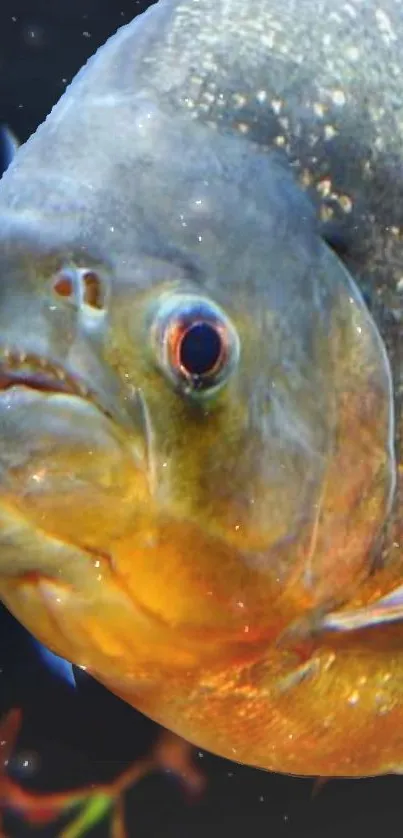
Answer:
[{"left": 137, "top": 1, "right": 403, "bottom": 296}]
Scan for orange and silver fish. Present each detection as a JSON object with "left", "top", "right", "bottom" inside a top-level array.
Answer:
[{"left": 0, "top": 0, "right": 401, "bottom": 779}]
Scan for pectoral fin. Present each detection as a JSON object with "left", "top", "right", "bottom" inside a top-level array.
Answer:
[
  {"left": 31, "top": 637, "right": 77, "bottom": 688},
  {"left": 278, "top": 585, "right": 403, "bottom": 652},
  {"left": 0, "top": 125, "right": 19, "bottom": 174},
  {"left": 321, "top": 585, "right": 403, "bottom": 633}
]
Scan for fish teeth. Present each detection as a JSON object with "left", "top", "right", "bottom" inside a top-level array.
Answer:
[{"left": 0, "top": 347, "right": 97, "bottom": 408}]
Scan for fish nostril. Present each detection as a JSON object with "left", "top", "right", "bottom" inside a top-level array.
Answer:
[
  {"left": 81, "top": 269, "right": 104, "bottom": 310},
  {"left": 53, "top": 272, "right": 74, "bottom": 299},
  {"left": 52, "top": 267, "right": 106, "bottom": 311}
]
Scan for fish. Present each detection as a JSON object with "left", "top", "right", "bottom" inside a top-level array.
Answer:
[{"left": 0, "top": 0, "right": 401, "bottom": 780}]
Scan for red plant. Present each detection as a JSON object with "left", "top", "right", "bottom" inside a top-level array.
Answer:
[{"left": 0, "top": 709, "right": 205, "bottom": 837}]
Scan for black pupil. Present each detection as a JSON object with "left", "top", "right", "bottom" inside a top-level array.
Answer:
[{"left": 179, "top": 321, "right": 222, "bottom": 377}]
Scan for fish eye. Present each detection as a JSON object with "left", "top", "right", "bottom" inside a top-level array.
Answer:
[{"left": 151, "top": 293, "right": 240, "bottom": 397}]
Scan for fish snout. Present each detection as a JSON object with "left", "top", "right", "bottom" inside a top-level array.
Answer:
[{"left": 0, "top": 347, "right": 152, "bottom": 566}]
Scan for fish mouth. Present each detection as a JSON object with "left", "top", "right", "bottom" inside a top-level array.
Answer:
[
  {"left": 0, "top": 347, "right": 153, "bottom": 463},
  {"left": 0, "top": 347, "right": 92, "bottom": 401}
]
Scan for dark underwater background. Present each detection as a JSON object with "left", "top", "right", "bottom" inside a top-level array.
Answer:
[{"left": 0, "top": 1, "right": 402, "bottom": 836}]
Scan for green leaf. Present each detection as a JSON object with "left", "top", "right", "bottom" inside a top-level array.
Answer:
[{"left": 60, "top": 793, "right": 113, "bottom": 838}]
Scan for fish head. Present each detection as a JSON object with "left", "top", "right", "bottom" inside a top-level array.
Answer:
[{"left": 0, "top": 51, "right": 394, "bottom": 696}]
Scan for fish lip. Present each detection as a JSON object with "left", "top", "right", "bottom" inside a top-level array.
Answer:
[
  {"left": 0, "top": 347, "right": 95, "bottom": 405},
  {"left": 0, "top": 348, "right": 153, "bottom": 463}
]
